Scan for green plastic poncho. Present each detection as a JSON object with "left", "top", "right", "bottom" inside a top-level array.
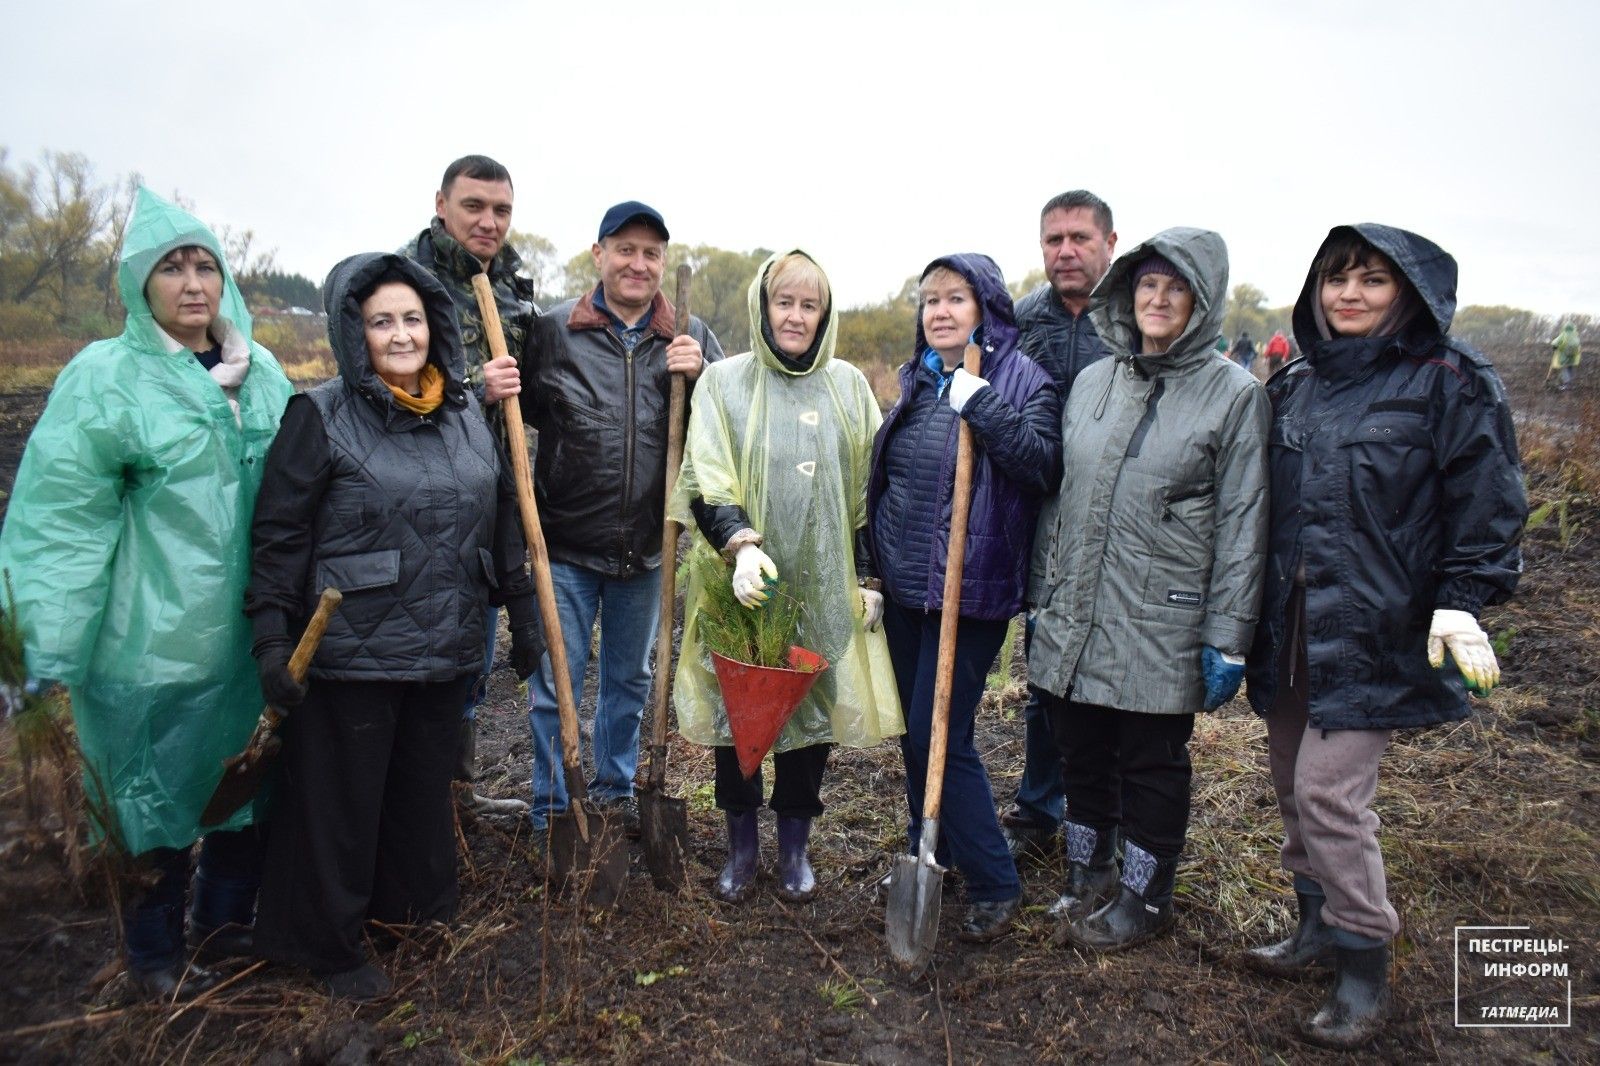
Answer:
[
  {"left": 1551, "top": 323, "right": 1582, "bottom": 368},
  {"left": 670, "top": 250, "right": 903, "bottom": 752},
  {"left": 0, "top": 189, "right": 292, "bottom": 855}
]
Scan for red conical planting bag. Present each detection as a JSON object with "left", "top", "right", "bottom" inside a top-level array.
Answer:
[{"left": 710, "top": 646, "right": 830, "bottom": 778}]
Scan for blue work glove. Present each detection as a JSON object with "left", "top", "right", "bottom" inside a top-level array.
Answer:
[{"left": 1201, "top": 646, "right": 1246, "bottom": 711}]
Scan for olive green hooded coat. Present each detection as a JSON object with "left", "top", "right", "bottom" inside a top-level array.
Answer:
[
  {"left": 0, "top": 189, "right": 292, "bottom": 854},
  {"left": 1028, "top": 228, "right": 1269, "bottom": 714}
]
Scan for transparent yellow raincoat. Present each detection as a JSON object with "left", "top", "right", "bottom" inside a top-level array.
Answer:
[
  {"left": 0, "top": 189, "right": 292, "bottom": 855},
  {"left": 670, "top": 250, "right": 903, "bottom": 752}
]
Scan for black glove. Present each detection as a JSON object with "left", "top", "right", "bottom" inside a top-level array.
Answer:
[
  {"left": 505, "top": 592, "right": 545, "bottom": 680},
  {"left": 509, "top": 621, "right": 546, "bottom": 680},
  {"left": 254, "top": 637, "right": 307, "bottom": 713}
]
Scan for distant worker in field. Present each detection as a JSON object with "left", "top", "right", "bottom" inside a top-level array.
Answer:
[
  {"left": 1264, "top": 329, "right": 1291, "bottom": 374},
  {"left": 1242, "top": 224, "right": 1526, "bottom": 1050},
  {"left": 0, "top": 189, "right": 293, "bottom": 1001},
  {"left": 1230, "top": 330, "right": 1257, "bottom": 371},
  {"left": 403, "top": 154, "right": 539, "bottom": 819},
  {"left": 515, "top": 201, "right": 723, "bottom": 846},
  {"left": 1006, "top": 189, "right": 1117, "bottom": 865},
  {"left": 1549, "top": 321, "right": 1582, "bottom": 390}
]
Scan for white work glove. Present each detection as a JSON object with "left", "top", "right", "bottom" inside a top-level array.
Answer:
[
  {"left": 859, "top": 587, "right": 884, "bottom": 632},
  {"left": 732, "top": 544, "right": 778, "bottom": 608},
  {"left": 1427, "top": 608, "right": 1500, "bottom": 692},
  {"left": 947, "top": 368, "right": 990, "bottom": 414}
]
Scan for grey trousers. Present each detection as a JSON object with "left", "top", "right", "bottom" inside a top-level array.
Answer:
[{"left": 1265, "top": 597, "right": 1401, "bottom": 943}]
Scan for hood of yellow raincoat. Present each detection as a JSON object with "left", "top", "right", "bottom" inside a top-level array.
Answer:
[
  {"left": 748, "top": 249, "right": 836, "bottom": 376},
  {"left": 116, "top": 187, "right": 254, "bottom": 355}
]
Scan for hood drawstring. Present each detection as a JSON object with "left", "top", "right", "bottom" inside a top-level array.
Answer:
[{"left": 1093, "top": 359, "right": 1121, "bottom": 421}]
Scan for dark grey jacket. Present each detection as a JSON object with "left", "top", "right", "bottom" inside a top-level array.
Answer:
[
  {"left": 521, "top": 287, "right": 722, "bottom": 578},
  {"left": 1029, "top": 228, "right": 1270, "bottom": 714},
  {"left": 1015, "top": 282, "right": 1112, "bottom": 400},
  {"left": 247, "top": 253, "right": 532, "bottom": 681}
]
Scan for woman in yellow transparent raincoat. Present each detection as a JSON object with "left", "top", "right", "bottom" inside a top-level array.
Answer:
[
  {"left": 672, "top": 250, "right": 903, "bottom": 903},
  {"left": 0, "top": 189, "right": 292, "bottom": 999}
]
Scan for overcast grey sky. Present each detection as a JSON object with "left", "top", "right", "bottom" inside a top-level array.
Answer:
[{"left": 5, "top": 0, "right": 1598, "bottom": 317}]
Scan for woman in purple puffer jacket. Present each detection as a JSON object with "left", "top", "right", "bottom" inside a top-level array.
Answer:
[{"left": 868, "top": 253, "right": 1061, "bottom": 942}]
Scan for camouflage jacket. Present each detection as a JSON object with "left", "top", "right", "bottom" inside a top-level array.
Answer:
[{"left": 400, "top": 218, "right": 539, "bottom": 400}]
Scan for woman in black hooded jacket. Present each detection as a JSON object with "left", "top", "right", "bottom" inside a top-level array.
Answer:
[
  {"left": 245, "top": 253, "right": 543, "bottom": 1001},
  {"left": 1241, "top": 225, "right": 1525, "bottom": 1049}
]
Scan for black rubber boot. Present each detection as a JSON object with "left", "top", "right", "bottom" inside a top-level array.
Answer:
[
  {"left": 1245, "top": 889, "right": 1336, "bottom": 977},
  {"left": 128, "top": 960, "right": 222, "bottom": 1003},
  {"left": 958, "top": 896, "right": 1019, "bottom": 942},
  {"left": 187, "top": 922, "right": 255, "bottom": 964},
  {"left": 714, "top": 810, "right": 760, "bottom": 903},
  {"left": 1048, "top": 823, "right": 1120, "bottom": 925},
  {"left": 1299, "top": 942, "right": 1391, "bottom": 1050},
  {"left": 324, "top": 961, "right": 393, "bottom": 1002},
  {"left": 775, "top": 816, "right": 817, "bottom": 902},
  {"left": 1066, "top": 842, "right": 1176, "bottom": 953}
]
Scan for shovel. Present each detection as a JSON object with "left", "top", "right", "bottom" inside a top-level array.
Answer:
[
  {"left": 200, "top": 587, "right": 342, "bottom": 827},
  {"left": 885, "top": 342, "right": 982, "bottom": 974},
  {"left": 471, "top": 274, "right": 627, "bottom": 907},
  {"left": 639, "top": 264, "right": 694, "bottom": 890}
]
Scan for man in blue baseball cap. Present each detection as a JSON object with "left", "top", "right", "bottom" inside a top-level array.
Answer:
[{"left": 516, "top": 201, "right": 723, "bottom": 843}]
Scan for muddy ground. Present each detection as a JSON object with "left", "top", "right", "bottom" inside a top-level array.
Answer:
[{"left": 0, "top": 346, "right": 1596, "bottom": 1064}]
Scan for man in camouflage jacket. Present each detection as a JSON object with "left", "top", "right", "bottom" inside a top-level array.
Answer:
[{"left": 403, "top": 154, "right": 539, "bottom": 818}]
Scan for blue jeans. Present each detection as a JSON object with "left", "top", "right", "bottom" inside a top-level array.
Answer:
[
  {"left": 882, "top": 597, "right": 1020, "bottom": 904},
  {"left": 1012, "top": 615, "right": 1064, "bottom": 828},
  {"left": 527, "top": 561, "right": 661, "bottom": 828}
]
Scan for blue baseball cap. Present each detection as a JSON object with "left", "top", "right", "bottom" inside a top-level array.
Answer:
[{"left": 597, "top": 200, "right": 669, "bottom": 242}]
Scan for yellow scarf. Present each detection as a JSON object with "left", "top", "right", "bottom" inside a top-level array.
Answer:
[{"left": 385, "top": 363, "right": 445, "bottom": 414}]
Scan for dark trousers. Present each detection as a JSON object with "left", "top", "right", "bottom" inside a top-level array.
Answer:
[
  {"left": 256, "top": 674, "right": 470, "bottom": 974},
  {"left": 882, "top": 596, "right": 1020, "bottom": 903},
  {"left": 714, "top": 743, "right": 831, "bottom": 818},
  {"left": 1047, "top": 697, "right": 1195, "bottom": 861},
  {"left": 124, "top": 827, "right": 262, "bottom": 973},
  {"left": 1011, "top": 616, "right": 1064, "bottom": 828}
]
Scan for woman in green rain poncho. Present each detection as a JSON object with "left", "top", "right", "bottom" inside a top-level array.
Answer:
[
  {"left": 0, "top": 189, "right": 292, "bottom": 1000},
  {"left": 672, "top": 250, "right": 904, "bottom": 904}
]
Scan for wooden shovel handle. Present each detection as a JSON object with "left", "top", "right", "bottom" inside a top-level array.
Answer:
[
  {"left": 470, "top": 274, "right": 584, "bottom": 784},
  {"left": 648, "top": 265, "right": 693, "bottom": 787},
  {"left": 257, "top": 586, "right": 341, "bottom": 737},
  {"left": 922, "top": 344, "right": 982, "bottom": 822}
]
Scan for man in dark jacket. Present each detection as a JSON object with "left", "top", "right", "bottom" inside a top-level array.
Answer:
[
  {"left": 518, "top": 201, "right": 723, "bottom": 838},
  {"left": 1005, "top": 190, "right": 1117, "bottom": 861},
  {"left": 404, "top": 154, "right": 541, "bottom": 818}
]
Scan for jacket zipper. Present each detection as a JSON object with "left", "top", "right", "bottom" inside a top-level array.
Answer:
[{"left": 620, "top": 338, "right": 636, "bottom": 571}]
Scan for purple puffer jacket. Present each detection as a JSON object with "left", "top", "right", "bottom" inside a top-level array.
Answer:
[{"left": 868, "top": 253, "right": 1061, "bottom": 621}]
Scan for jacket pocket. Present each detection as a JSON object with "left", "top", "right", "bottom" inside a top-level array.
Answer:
[
  {"left": 1143, "top": 484, "right": 1215, "bottom": 610},
  {"left": 316, "top": 549, "right": 401, "bottom": 594}
]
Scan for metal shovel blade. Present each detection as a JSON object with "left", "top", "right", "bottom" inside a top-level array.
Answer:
[
  {"left": 548, "top": 805, "right": 629, "bottom": 908},
  {"left": 199, "top": 734, "right": 281, "bottom": 827},
  {"left": 638, "top": 785, "right": 689, "bottom": 891},
  {"left": 885, "top": 818, "right": 945, "bottom": 973}
]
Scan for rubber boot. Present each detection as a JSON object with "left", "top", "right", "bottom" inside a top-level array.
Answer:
[
  {"left": 188, "top": 831, "right": 261, "bottom": 964},
  {"left": 775, "top": 816, "right": 817, "bottom": 902},
  {"left": 714, "top": 810, "right": 760, "bottom": 903},
  {"left": 1299, "top": 942, "right": 1391, "bottom": 1050},
  {"left": 1245, "top": 884, "right": 1336, "bottom": 977},
  {"left": 456, "top": 717, "right": 529, "bottom": 818},
  {"left": 1048, "top": 823, "right": 1120, "bottom": 925},
  {"left": 1066, "top": 840, "right": 1176, "bottom": 953}
]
